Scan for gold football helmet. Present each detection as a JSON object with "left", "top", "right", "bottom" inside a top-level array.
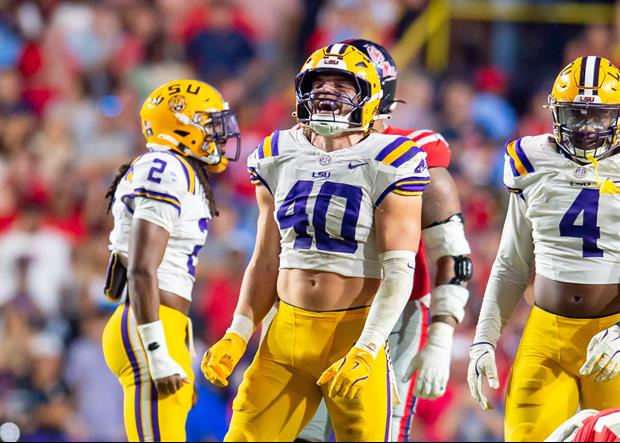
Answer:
[
  {"left": 140, "top": 79, "right": 240, "bottom": 172},
  {"left": 548, "top": 56, "right": 620, "bottom": 162},
  {"left": 295, "top": 43, "right": 382, "bottom": 136}
]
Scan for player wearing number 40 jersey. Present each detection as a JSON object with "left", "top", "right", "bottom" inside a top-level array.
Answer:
[
  {"left": 102, "top": 79, "right": 241, "bottom": 441},
  {"left": 296, "top": 39, "right": 472, "bottom": 443},
  {"left": 468, "top": 56, "right": 620, "bottom": 442},
  {"left": 201, "top": 43, "right": 429, "bottom": 441}
]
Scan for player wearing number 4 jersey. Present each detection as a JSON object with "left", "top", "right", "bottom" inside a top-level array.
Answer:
[
  {"left": 102, "top": 79, "right": 240, "bottom": 441},
  {"left": 201, "top": 44, "right": 429, "bottom": 441},
  {"left": 468, "top": 56, "right": 620, "bottom": 442}
]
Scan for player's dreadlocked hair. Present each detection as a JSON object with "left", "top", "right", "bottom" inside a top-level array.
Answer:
[
  {"left": 105, "top": 162, "right": 131, "bottom": 214},
  {"left": 185, "top": 155, "right": 219, "bottom": 217},
  {"left": 105, "top": 156, "right": 219, "bottom": 217}
]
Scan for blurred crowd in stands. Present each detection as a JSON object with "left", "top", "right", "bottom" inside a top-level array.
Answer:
[{"left": 0, "top": 0, "right": 618, "bottom": 441}]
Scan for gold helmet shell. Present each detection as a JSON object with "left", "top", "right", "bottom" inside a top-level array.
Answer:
[
  {"left": 140, "top": 79, "right": 241, "bottom": 171},
  {"left": 295, "top": 43, "right": 382, "bottom": 136},
  {"left": 548, "top": 56, "right": 620, "bottom": 162}
]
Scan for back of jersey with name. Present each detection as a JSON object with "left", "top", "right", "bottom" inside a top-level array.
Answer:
[
  {"left": 503, "top": 134, "right": 620, "bottom": 284},
  {"left": 109, "top": 150, "right": 211, "bottom": 301},
  {"left": 248, "top": 128, "right": 430, "bottom": 278}
]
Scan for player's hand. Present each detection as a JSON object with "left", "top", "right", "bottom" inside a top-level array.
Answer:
[
  {"left": 201, "top": 332, "right": 247, "bottom": 388},
  {"left": 467, "top": 342, "right": 499, "bottom": 410},
  {"left": 404, "top": 322, "right": 454, "bottom": 400},
  {"left": 580, "top": 324, "right": 620, "bottom": 383},
  {"left": 147, "top": 352, "right": 189, "bottom": 396},
  {"left": 317, "top": 347, "right": 373, "bottom": 400}
]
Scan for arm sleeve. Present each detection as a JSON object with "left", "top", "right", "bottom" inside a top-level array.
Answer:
[
  {"left": 125, "top": 153, "right": 188, "bottom": 232},
  {"left": 473, "top": 193, "right": 534, "bottom": 347},
  {"left": 372, "top": 140, "right": 431, "bottom": 207}
]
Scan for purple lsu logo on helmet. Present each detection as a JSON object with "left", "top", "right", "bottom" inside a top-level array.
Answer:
[{"left": 366, "top": 45, "right": 397, "bottom": 81}]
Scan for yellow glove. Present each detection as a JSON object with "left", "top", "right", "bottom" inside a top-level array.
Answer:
[
  {"left": 317, "top": 346, "right": 374, "bottom": 400},
  {"left": 201, "top": 332, "right": 247, "bottom": 387}
]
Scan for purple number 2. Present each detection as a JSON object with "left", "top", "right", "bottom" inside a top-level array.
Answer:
[
  {"left": 147, "top": 159, "right": 167, "bottom": 184},
  {"left": 559, "top": 189, "right": 603, "bottom": 257}
]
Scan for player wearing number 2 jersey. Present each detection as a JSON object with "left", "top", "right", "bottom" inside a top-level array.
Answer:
[
  {"left": 201, "top": 44, "right": 429, "bottom": 441},
  {"left": 468, "top": 56, "right": 620, "bottom": 442},
  {"left": 102, "top": 79, "right": 240, "bottom": 441}
]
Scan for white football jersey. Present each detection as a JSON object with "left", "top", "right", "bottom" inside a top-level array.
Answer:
[
  {"left": 504, "top": 134, "right": 620, "bottom": 284},
  {"left": 109, "top": 150, "right": 211, "bottom": 301},
  {"left": 248, "top": 128, "right": 430, "bottom": 278}
]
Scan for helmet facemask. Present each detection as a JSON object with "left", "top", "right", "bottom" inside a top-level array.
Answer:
[
  {"left": 295, "top": 70, "right": 370, "bottom": 136},
  {"left": 550, "top": 98, "right": 620, "bottom": 162},
  {"left": 173, "top": 108, "right": 241, "bottom": 165}
]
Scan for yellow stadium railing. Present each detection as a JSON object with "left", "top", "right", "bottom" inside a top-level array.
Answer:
[{"left": 392, "top": 0, "right": 616, "bottom": 74}]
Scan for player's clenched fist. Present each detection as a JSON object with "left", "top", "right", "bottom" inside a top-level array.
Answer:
[
  {"left": 317, "top": 347, "right": 374, "bottom": 400},
  {"left": 201, "top": 332, "right": 247, "bottom": 387}
]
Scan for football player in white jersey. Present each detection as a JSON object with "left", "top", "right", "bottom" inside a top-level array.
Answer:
[
  {"left": 468, "top": 56, "right": 620, "bottom": 442},
  {"left": 101, "top": 79, "right": 240, "bottom": 442},
  {"left": 297, "top": 39, "right": 472, "bottom": 443},
  {"left": 201, "top": 43, "right": 430, "bottom": 441}
]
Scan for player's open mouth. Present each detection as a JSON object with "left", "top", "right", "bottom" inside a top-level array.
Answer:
[{"left": 315, "top": 99, "right": 341, "bottom": 114}]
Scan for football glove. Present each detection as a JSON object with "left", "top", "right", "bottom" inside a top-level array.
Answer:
[
  {"left": 467, "top": 342, "right": 499, "bottom": 410},
  {"left": 317, "top": 346, "right": 373, "bottom": 400},
  {"left": 404, "top": 322, "right": 454, "bottom": 400},
  {"left": 580, "top": 323, "right": 620, "bottom": 383},
  {"left": 201, "top": 332, "right": 247, "bottom": 388}
]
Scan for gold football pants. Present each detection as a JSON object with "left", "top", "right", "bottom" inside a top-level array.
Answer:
[
  {"left": 226, "top": 301, "right": 394, "bottom": 442},
  {"left": 102, "top": 303, "right": 194, "bottom": 442},
  {"left": 505, "top": 305, "right": 620, "bottom": 442}
]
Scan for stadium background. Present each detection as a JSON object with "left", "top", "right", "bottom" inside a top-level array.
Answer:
[{"left": 0, "top": 0, "right": 616, "bottom": 441}]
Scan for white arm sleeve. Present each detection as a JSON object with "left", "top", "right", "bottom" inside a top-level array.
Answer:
[
  {"left": 355, "top": 250, "right": 416, "bottom": 357},
  {"left": 474, "top": 194, "right": 534, "bottom": 347}
]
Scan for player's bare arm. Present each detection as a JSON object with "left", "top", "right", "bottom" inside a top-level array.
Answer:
[
  {"left": 127, "top": 218, "right": 188, "bottom": 396},
  {"left": 235, "top": 184, "right": 281, "bottom": 326},
  {"left": 201, "top": 184, "right": 280, "bottom": 388}
]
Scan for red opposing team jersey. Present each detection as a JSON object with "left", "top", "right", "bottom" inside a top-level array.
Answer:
[
  {"left": 574, "top": 409, "right": 620, "bottom": 442},
  {"left": 383, "top": 126, "right": 451, "bottom": 301}
]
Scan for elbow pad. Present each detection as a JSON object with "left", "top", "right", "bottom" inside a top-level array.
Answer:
[
  {"left": 423, "top": 214, "right": 471, "bottom": 263},
  {"left": 355, "top": 250, "right": 416, "bottom": 357},
  {"left": 430, "top": 284, "right": 470, "bottom": 324}
]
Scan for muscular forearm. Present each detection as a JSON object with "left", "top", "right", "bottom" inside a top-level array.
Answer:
[
  {"left": 234, "top": 260, "right": 279, "bottom": 328},
  {"left": 128, "top": 267, "right": 161, "bottom": 324}
]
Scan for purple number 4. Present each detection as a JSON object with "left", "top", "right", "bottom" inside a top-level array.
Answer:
[{"left": 559, "top": 189, "right": 604, "bottom": 257}]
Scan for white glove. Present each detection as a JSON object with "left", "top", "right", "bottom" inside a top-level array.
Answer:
[
  {"left": 467, "top": 342, "right": 499, "bottom": 410},
  {"left": 138, "top": 321, "right": 188, "bottom": 382},
  {"left": 580, "top": 323, "right": 620, "bottom": 383},
  {"left": 544, "top": 409, "right": 598, "bottom": 442},
  {"left": 404, "top": 322, "right": 454, "bottom": 400}
]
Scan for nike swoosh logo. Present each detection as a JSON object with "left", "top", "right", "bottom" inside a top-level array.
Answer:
[
  {"left": 407, "top": 263, "right": 414, "bottom": 269},
  {"left": 348, "top": 162, "right": 368, "bottom": 169}
]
